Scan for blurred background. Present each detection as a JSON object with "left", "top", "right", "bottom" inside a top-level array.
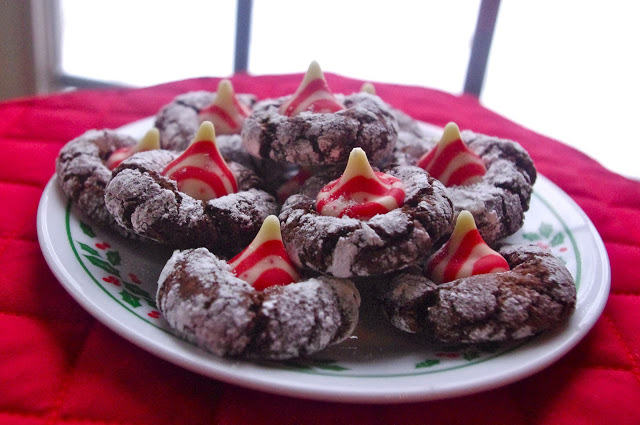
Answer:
[{"left": 1, "top": 0, "right": 638, "bottom": 179}]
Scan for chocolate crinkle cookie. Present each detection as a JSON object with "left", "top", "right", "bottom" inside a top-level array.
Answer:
[
  {"left": 383, "top": 109, "right": 440, "bottom": 168},
  {"left": 242, "top": 92, "right": 398, "bottom": 166},
  {"left": 157, "top": 247, "right": 361, "bottom": 360},
  {"left": 279, "top": 165, "right": 454, "bottom": 278},
  {"left": 447, "top": 130, "right": 537, "bottom": 245},
  {"left": 399, "top": 129, "right": 537, "bottom": 246},
  {"left": 55, "top": 129, "right": 138, "bottom": 236},
  {"left": 104, "top": 150, "right": 277, "bottom": 258},
  {"left": 379, "top": 244, "right": 576, "bottom": 344},
  {"left": 154, "top": 90, "right": 256, "bottom": 151}
]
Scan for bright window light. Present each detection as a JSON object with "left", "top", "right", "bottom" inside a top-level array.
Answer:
[
  {"left": 249, "top": 1, "right": 481, "bottom": 93},
  {"left": 60, "top": 0, "right": 236, "bottom": 86}
]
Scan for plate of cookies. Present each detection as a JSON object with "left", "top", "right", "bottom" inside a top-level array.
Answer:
[{"left": 38, "top": 63, "right": 610, "bottom": 403}]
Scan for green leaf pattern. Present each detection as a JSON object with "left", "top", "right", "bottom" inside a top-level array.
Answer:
[
  {"left": 78, "top": 242, "right": 99, "bottom": 256},
  {"left": 416, "top": 359, "right": 440, "bottom": 368},
  {"left": 79, "top": 221, "right": 96, "bottom": 237},
  {"left": 75, "top": 223, "right": 159, "bottom": 314},
  {"left": 107, "top": 251, "right": 121, "bottom": 266},
  {"left": 519, "top": 221, "right": 568, "bottom": 262}
]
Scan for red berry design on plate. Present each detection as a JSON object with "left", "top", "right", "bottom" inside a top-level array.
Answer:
[
  {"left": 95, "top": 242, "right": 111, "bottom": 250},
  {"left": 102, "top": 275, "right": 121, "bottom": 286},
  {"left": 129, "top": 273, "right": 141, "bottom": 284},
  {"left": 147, "top": 310, "right": 161, "bottom": 319}
]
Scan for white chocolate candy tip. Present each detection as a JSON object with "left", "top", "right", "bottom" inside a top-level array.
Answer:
[
  {"left": 194, "top": 121, "right": 216, "bottom": 144},
  {"left": 138, "top": 128, "right": 160, "bottom": 151},
  {"left": 455, "top": 210, "right": 477, "bottom": 234},
  {"left": 254, "top": 215, "right": 283, "bottom": 244},
  {"left": 216, "top": 79, "right": 234, "bottom": 101},
  {"left": 441, "top": 122, "right": 462, "bottom": 144},
  {"left": 342, "top": 147, "right": 377, "bottom": 181},
  {"left": 361, "top": 82, "right": 376, "bottom": 95},
  {"left": 301, "top": 60, "right": 325, "bottom": 86}
]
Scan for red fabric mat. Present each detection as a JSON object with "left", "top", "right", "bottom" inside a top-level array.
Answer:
[{"left": 1, "top": 73, "right": 639, "bottom": 424}]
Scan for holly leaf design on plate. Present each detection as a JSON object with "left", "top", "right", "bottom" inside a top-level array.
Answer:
[
  {"left": 539, "top": 222, "right": 553, "bottom": 238},
  {"left": 107, "top": 250, "right": 121, "bottom": 266},
  {"left": 550, "top": 232, "right": 565, "bottom": 247},
  {"left": 78, "top": 242, "right": 100, "bottom": 257},
  {"left": 79, "top": 221, "right": 96, "bottom": 238},
  {"left": 310, "top": 358, "right": 348, "bottom": 371},
  {"left": 83, "top": 255, "right": 120, "bottom": 276},
  {"left": 416, "top": 359, "right": 440, "bottom": 368},
  {"left": 522, "top": 232, "right": 540, "bottom": 241},
  {"left": 119, "top": 290, "right": 142, "bottom": 308},
  {"left": 124, "top": 281, "right": 150, "bottom": 297}
]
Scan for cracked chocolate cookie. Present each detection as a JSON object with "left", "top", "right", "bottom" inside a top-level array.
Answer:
[
  {"left": 279, "top": 165, "right": 455, "bottom": 278},
  {"left": 242, "top": 92, "right": 398, "bottom": 166},
  {"left": 447, "top": 130, "right": 537, "bottom": 245},
  {"left": 403, "top": 124, "right": 537, "bottom": 246},
  {"left": 383, "top": 110, "right": 440, "bottom": 168},
  {"left": 55, "top": 129, "right": 155, "bottom": 236},
  {"left": 379, "top": 244, "right": 576, "bottom": 343},
  {"left": 154, "top": 83, "right": 256, "bottom": 151},
  {"left": 104, "top": 149, "right": 277, "bottom": 258},
  {"left": 157, "top": 247, "right": 360, "bottom": 360}
]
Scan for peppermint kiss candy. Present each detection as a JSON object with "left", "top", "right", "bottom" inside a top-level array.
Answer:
[
  {"left": 276, "top": 167, "right": 313, "bottom": 203},
  {"left": 106, "top": 128, "right": 160, "bottom": 170},
  {"left": 197, "top": 79, "right": 251, "bottom": 134},
  {"left": 316, "top": 148, "right": 405, "bottom": 220},
  {"left": 228, "top": 215, "right": 300, "bottom": 290},
  {"left": 417, "top": 122, "right": 486, "bottom": 187},
  {"left": 279, "top": 61, "right": 344, "bottom": 117},
  {"left": 162, "top": 121, "right": 237, "bottom": 201},
  {"left": 426, "top": 210, "right": 509, "bottom": 284},
  {"left": 360, "top": 82, "right": 376, "bottom": 95}
]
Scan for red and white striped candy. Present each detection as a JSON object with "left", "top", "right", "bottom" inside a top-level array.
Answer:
[
  {"left": 276, "top": 166, "right": 313, "bottom": 203},
  {"left": 228, "top": 215, "right": 300, "bottom": 290},
  {"left": 426, "top": 210, "right": 509, "bottom": 284},
  {"left": 197, "top": 79, "right": 251, "bottom": 135},
  {"left": 162, "top": 121, "right": 237, "bottom": 202},
  {"left": 316, "top": 148, "right": 405, "bottom": 220},
  {"left": 106, "top": 128, "right": 160, "bottom": 170},
  {"left": 417, "top": 122, "right": 486, "bottom": 187},
  {"left": 279, "top": 61, "right": 344, "bottom": 117}
]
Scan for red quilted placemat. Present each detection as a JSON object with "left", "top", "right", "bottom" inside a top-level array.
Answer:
[{"left": 1, "top": 73, "right": 639, "bottom": 425}]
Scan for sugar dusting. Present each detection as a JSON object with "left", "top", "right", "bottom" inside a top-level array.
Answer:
[{"left": 157, "top": 248, "right": 360, "bottom": 359}]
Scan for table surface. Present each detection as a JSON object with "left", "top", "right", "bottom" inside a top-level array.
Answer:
[{"left": 1, "top": 73, "right": 639, "bottom": 425}]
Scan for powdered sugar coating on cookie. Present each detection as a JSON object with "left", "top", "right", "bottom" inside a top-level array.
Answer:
[
  {"left": 380, "top": 244, "right": 576, "bottom": 343},
  {"left": 104, "top": 149, "right": 277, "bottom": 258},
  {"left": 242, "top": 92, "right": 398, "bottom": 166},
  {"left": 155, "top": 89, "right": 256, "bottom": 151},
  {"left": 392, "top": 128, "right": 537, "bottom": 245},
  {"left": 280, "top": 165, "right": 454, "bottom": 277},
  {"left": 157, "top": 247, "right": 360, "bottom": 359},
  {"left": 56, "top": 129, "right": 139, "bottom": 235}
]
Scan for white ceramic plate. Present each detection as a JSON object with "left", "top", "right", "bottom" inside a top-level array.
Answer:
[{"left": 38, "top": 118, "right": 610, "bottom": 403}]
